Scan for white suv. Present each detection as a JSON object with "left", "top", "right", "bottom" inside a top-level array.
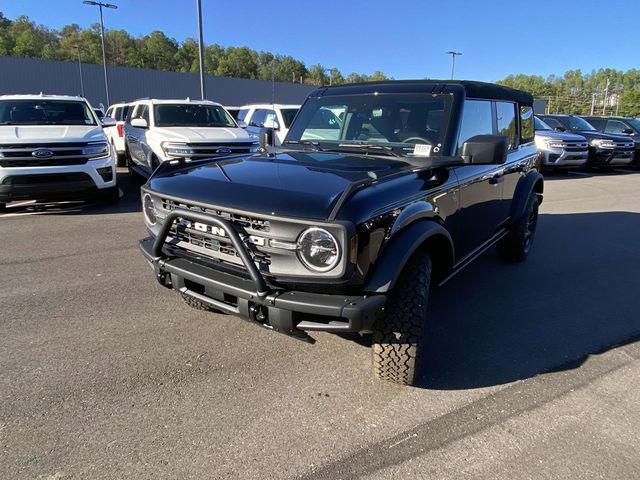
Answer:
[
  {"left": 123, "top": 99, "right": 256, "bottom": 178},
  {"left": 104, "top": 102, "right": 131, "bottom": 167},
  {"left": 236, "top": 104, "right": 300, "bottom": 146},
  {"left": 0, "top": 94, "right": 118, "bottom": 210}
]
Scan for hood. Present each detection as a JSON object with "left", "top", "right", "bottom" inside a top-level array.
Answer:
[
  {"left": 566, "top": 129, "right": 630, "bottom": 142},
  {"left": 147, "top": 150, "right": 416, "bottom": 220},
  {"left": 0, "top": 125, "right": 106, "bottom": 143},
  {"left": 535, "top": 130, "right": 586, "bottom": 142},
  {"left": 151, "top": 126, "right": 253, "bottom": 143}
]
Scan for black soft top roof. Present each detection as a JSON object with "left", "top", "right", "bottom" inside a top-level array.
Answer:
[{"left": 311, "top": 80, "right": 533, "bottom": 106}]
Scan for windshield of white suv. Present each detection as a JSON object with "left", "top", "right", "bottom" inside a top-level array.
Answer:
[
  {"left": 0, "top": 100, "right": 97, "bottom": 126},
  {"left": 285, "top": 93, "right": 452, "bottom": 156},
  {"left": 281, "top": 108, "right": 299, "bottom": 128},
  {"left": 153, "top": 104, "right": 236, "bottom": 127}
]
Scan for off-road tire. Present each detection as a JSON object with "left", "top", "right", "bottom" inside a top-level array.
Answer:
[
  {"left": 372, "top": 250, "right": 432, "bottom": 386},
  {"left": 498, "top": 193, "right": 539, "bottom": 262},
  {"left": 181, "top": 293, "right": 215, "bottom": 311}
]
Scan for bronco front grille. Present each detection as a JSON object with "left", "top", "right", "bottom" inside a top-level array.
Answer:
[{"left": 162, "top": 198, "right": 270, "bottom": 233}]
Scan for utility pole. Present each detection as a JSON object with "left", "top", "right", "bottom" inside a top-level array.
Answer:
[
  {"left": 590, "top": 92, "right": 596, "bottom": 115},
  {"left": 323, "top": 68, "right": 333, "bottom": 86},
  {"left": 602, "top": 78, "right": 610, "bottom": 115},
  {"left": 196, "top": 0, "right": 206, "bottom": 99},
  {"left": 446, "top": 51, "right": 462, "bottom": 79},
  {"left": 83, "top": 1, "right": 117, "bottom": 107},
  {"left": 75, "top": 45, "right": 85, "bottom": 97}
]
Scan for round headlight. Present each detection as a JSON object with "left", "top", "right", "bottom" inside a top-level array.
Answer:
[
  {"left": 297, "top": 227, "right": 340, "bottom": 272},
  {"left": 143, "top": 193, "right": 157, "bottom": 225}
]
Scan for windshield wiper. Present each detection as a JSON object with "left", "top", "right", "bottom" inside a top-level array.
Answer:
[
  {"left": 283, "top": 140, "right": 324, "bottom": 151},
  {"left": 336, "top": 143, "right": 402, "bottom": 157}
]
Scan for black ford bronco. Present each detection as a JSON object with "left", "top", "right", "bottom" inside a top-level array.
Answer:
[{"left": 139, "top": 80, "right": 543, "bottom": 386}]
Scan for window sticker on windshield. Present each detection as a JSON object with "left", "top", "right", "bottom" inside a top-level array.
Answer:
[{"left": 412, "top": 144, "right": 432, "bottom": 157}]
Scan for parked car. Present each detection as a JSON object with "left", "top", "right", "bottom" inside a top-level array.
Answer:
[
  {"left": 534, "top": 116, "right": 588, "bottom": 170},
  {"left": 0, "top": 94, "right": 118, "bottom": 210},
  {"left": 123, "top": 98, "right": 256, "bottom": 179},
  {"left": 236, "top": 103, "right": 300, "bottom": 146},
  {"left": 581, "top": 115, "right": 640, "bottom": 167},
  {"left": 537, "top": 114, "right": 634, "bottom": 168},
  {"left": 104, "top": 102, "right": 131, "bottom": 167},
  {"left": 138, "top": 80, "right": 543, "bottom": 386},
  {"left": 224, "top": 106, "right": 241, "bottom": 120}
]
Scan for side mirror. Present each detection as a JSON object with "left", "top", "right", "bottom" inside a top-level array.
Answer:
[
  {"left": 622, "top": 128, "right": 635, "bottom": 135},
  {"left": 554, "top": 126, "right": 566, "bottom": 132},
  {"left": 237, "top": 120, "right": 247, "bottom": 128},
  {"left": 461, "top": 135, "right": 508, "bottom": 165},
  {"left": 131, "top": 118, "right": 148, "bottom": 129},
  {"left": 101, "top": 116, "right": 116, "bottom": 127}
]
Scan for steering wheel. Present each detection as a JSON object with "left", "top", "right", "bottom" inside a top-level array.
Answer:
[{"left": 401, "top": 136, "right": 431, "bottom": 144}]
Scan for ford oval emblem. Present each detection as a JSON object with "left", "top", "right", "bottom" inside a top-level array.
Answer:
[
  {"left": 32, "top": 149, "right": 54, "bottom": 158},
  {"left": 215, "top": 147, "right": 232, "bottom": 155}
]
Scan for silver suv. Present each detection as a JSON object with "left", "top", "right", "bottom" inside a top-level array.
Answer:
[{"left": 535, "top": 116, "right": 588, "bottom": 169}]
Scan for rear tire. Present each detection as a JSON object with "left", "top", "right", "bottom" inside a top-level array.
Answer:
[
  {"left": 372, "top": 250, "right": 432, "bottom": 386},
  {"left": 498, "top": 193, "right": 539, "bottom": 262}
]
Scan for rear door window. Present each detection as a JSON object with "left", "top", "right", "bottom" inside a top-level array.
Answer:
[
  {"left": 520, "top": 106, "right": 535, "bottom": 143},
  {"left": 496, "top": 102, "right": 517, "bottom": 149}
]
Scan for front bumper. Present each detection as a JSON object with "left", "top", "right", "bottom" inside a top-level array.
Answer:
[
  {"left": 539, "top": 148, "right": 588, "bottom": 168},
  {"left": 590, "top": 148, "right": 634, "bottom": 166},
  {"left": 139, "top": 210, "right": 386, "bottom": 338},
  {"left": 0, "top": 155, "right": 116, "bottom": 201}
]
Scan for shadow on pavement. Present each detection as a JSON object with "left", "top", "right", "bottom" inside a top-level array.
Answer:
[
  {"left": 418, "top": 211, "right": 640, "bottom": 389},
  {"left": 542, "top": 168, "right": 638, "bottom": 181},
  {"left": 0, "top": 169, "right": 142, "bottom": 217}
]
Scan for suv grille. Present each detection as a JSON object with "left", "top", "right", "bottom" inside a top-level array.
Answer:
[
  {"left": 562, "top": 141, "right": 588, "bottom": 152},
  {"left": 176, "top": 143, "right": 254, "bottom": 158},
  {"left": 0, "top": 142, "right": 103, "bottom": 168}
]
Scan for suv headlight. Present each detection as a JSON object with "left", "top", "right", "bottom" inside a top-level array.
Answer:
[
  {"left": 142, "top": 193, "right": 157, "bottom": 225},
  {"left": 591, "top": 139, "right": 615, "bottom": 149},
  {"left": 162, "top": 142, "right": 195, "bottom": 157},
  {"left": 296, "top": 227, "right": 340, "bottom": 272},
  {"left": 83, "top": 141, "right": 109, "bottom": 157}
]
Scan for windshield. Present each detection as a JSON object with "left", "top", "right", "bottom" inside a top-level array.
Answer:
[
  {"left": 0, "top": 100, "right": 97, "bottom": 126},
  {"left": 625, "top": 118, "right": 640, "bottom": 132},
  {"left": 285, "top": 93, "right": 453, "bottom": 156},
  {"left": 153, "top": 103, "right": 236, "bottom": 127},
  {"left": 280, "top": 108, "right": 299, "bottom": 128},
  {"left": 563, "top": 116, "right": 596, "bottom": 131},
  {"left": 534, "top": 117, "right": 551, "bottom": 131}
]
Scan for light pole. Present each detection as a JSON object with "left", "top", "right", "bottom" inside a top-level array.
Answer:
[
  {"left": 445, "top": 51, "right": 462, "bottom": 79},
  {"left": 83, "top": 1, "right": 117, "bottom": 107},
  {"left": 323, "top": 68, "right": 333, "bottom": 86},
  {"left": 196, "top": 0, "right": 206, "bottom": 99},
  {"left": 75, "top": 45, "right": 85, "bottom": 97}
]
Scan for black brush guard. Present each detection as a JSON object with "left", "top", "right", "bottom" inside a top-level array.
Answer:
[{"left": 140, "top": 207, "right": 386, "bottom": 339}]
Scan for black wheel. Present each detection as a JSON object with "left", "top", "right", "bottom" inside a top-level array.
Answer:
[
  {"left": 180, "top": 293, "right": 228, "bottom": 314},
  {"left": 372, "top": 250, "right": 432, "bottom": 386},
  {"left": 498, "top": 193, "right": 539, "bottom": 262}
]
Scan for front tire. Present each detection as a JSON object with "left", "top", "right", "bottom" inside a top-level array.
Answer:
[
  {"left": 372, "top": 250, "right": 432, "bottom": 386},
  {"left": 498, "top": 193, "right": 539, "bottom": 262}
]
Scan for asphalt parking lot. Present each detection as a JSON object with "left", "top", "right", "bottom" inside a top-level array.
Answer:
[{"left": 1, "top": 168, "right": 639, "bottom": 479}]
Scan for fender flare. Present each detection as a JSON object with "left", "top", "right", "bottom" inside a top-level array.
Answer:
[
  {"left": 510, "top": 171, "right": 544, "bottom": 223},
  {"left": 364, "top": 220, "right": 454, "bottom": 293}
]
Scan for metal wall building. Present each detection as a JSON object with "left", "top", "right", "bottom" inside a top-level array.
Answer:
[{"left": 0, "top": 56, "right": 315, "bottom": 109}]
